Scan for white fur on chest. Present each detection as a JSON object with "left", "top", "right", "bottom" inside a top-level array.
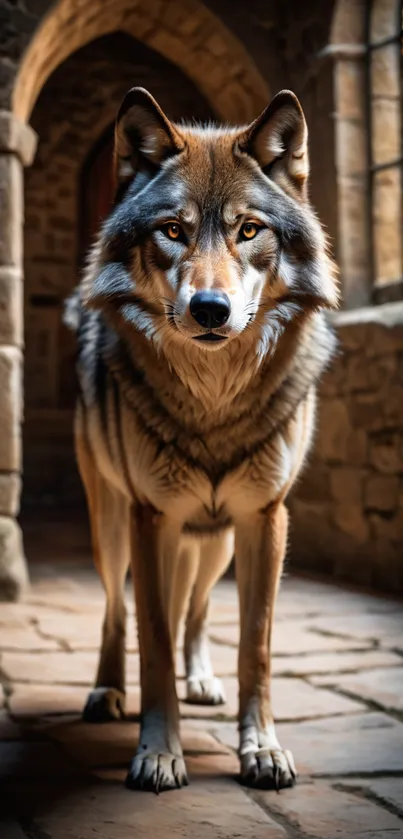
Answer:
[{"left": 93, "top": 391, "right": 314, "bottom": 528}]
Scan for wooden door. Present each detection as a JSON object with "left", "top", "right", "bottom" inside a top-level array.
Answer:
[{"left": 79, "top": 127, "right": 116, "bottom": 262}]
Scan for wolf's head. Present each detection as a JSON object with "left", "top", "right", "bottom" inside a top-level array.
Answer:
[{"left": 83, "top": 88, "right": 338, "bottom": 367}]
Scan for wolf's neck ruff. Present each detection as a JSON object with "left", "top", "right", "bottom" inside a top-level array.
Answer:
[{"left": 74, "top": 305, "right": 335, "bottom": 485}]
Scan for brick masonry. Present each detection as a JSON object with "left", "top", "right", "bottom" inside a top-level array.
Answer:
[{"left": 289, "top": 302, "right": 403, "bottom": 593}]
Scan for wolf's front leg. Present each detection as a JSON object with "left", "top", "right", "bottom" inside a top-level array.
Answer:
[
  {"left": 127, "top": 504, "right": 187, "bottom": 793},
  {"left": 235, "top": 503, "right": 296, "bottom": 789}
]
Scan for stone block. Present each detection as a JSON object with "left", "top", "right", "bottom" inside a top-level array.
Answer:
[
  {"left": 334, "top": 61, "right": 365, "bottom": 120},
  {"left": 337, "top": 322, "right": 368, "bottom": 351},
  {"left": 383, "top": 384, "right": 403, "bottom": 423},
  {"left": 309, "top": 610, "right": 403, "bottom": 642},
  {"left": 330, "top": 468, "right": 364, "bottom": 505},
  {"left": 349, "top": 393, "right": 382, "bottom": 430},
  {"left": 289, "top": 498, "right": 342, "bottom": 571},
  {"left": 341, "top": 778, "right": 403, "bottom": 817},
  {"left": 0, "top": 111, "right": 37, "bottom": 166},
  {"left": 373, "top": 167, "right": 402, "bottom": 285},
  {"left": 0, "top": 346, "right": 22, "bottom": 471},
  {"left": 214, "top": 81, "right": 258, "bottom": 122},
  {"left": 0, "top": 473, "right": 20, "bottom": 516},
  {"left": 253, "top": 779, "right": 403, "bottom": 838},
  {"left": 10, "top": 774, "right": 286, "bottom": 838},
  {"left": 369, "top": 511, "right": 403, "bottom": 542},
  {"left": 294, "top": 465, "right": 331, "bottom": 503},
  {"left": 0, "top": 266, "right": 23, "bottom": 347},
  {"left": 337, "top": 176, "right": 370, "bottom": 281},
  {"left": 345, "top": 429, "right": 368, "bottom": 465},
  {"left": 206, "top": 33, "right": 228, "bottom": 58},
  {"left": 371, "top": 97, "right": 400, "bottom": 166},
  {"left": 335, "top": 118, "right": 367, "bottom": 176},
  {"left": 1, "top": 650, "right": 140, "bottom": 685},
  {"left": 333, "top": 503, "right": 369, "bottom": 543},
  {"left": 0, "top": 516, "right": 28, "bottom": 602},
  {"left": 332, "top": 5, "right": 366, "bottom": 44},
  {"left": 369, "top": 433, "right": 401, "bottom": 474},
  {"left": 0, "top": 155, "right": 23, "bottom": 267},
  {"left": 371, "top": 43, "right": 400, "bottom": 98},
  {"left": 346, "top": 352, "right": 396, "bottom": 392},
  {"left": 211, "top": 618, "right": 372, "bottom": 655},
  {"left": 275, "top": 649, "right": 401, "bottom": 677},
  {"left": 9, "top": 683, "right": 95, "bottom": 718},
  {"left": 315, "top": 399, "right": 350, "bottom": 462},
  {"left": 370, "top": 0, "right": 401, "bottom": 41},
  {"left": 147, "top": 29, "right": 193, "bottom": 72},
  {"left": 0, "top": 625, "right": 59, "bottom": 652},
  {"left": 312, "top": 666, "right": 403, "bottom": 714},
  {"left": 365, "top": 474, "right": 399, "bottom": 512}
]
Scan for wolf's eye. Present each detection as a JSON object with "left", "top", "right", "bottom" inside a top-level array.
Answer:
[
  {"left": 163, "top": 222, "right": 183, "bottom": 241},
  {"left": 240, "top": 222, "right": 259, "bottom": 241}
]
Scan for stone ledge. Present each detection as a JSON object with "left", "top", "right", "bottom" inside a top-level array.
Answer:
[
  {"left": 0, "top": 111, "right": 37, "bottom": 167},
  {"left": 330, "top": 300, "right": 403, "bottom": 329},
  {"left": 318, "top": 44, "right": 367, "bottom": 61}
]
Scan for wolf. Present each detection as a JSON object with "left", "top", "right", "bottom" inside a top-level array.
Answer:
[{"left": 65, "top": 86, "right": 338, "bottom": 793}]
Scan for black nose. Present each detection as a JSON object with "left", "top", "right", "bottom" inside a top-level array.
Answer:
[{"left": 189, "top": 290, "right": 231, "bottom": 329}]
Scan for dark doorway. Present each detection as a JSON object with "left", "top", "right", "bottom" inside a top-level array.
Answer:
[{"left": 79, "top": 125, "right": 115, "bottom": 268}]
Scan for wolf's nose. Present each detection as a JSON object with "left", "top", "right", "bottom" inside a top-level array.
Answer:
[{"left": 189, "top": 291, "right": 231, "bottom": 329}]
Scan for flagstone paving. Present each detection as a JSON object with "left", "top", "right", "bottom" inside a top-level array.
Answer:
[{"left": 1, "top": 562, "right": 403, "bottom": 838}]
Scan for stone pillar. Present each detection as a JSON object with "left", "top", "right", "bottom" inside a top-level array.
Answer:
[
  {"left": 370, "top": 0, "right": 402, "bottom": 289},
  {"left": 0, "top": 111, "right": 37, "bottom": 600},
  {"left": 331, "top": 43, "right": 371, "bottom": 308}
]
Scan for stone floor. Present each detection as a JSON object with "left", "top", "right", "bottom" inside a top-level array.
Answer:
[{"left": 1, "top": 559, "right": 403, "bottom": 838}]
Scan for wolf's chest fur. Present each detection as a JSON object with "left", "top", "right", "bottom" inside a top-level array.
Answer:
[{"left": 77, "top": 310, "right": 330, "bottom": 534}]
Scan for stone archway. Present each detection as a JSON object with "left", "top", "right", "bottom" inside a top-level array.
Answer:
[
  {"left": 13, "top": 0, "right": 269, "bottom": 125},
  {"left": 0, "top": 0, "right": 269, "bottom": 599}
]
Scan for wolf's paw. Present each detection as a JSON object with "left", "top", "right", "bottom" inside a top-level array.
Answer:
[
  {"left": 186, "top": 675, "right": 226, "bottom": 706},
  {"left": 126, "top": 751, "right": 188, "bottom": 793},
  {"left": 240, "top": 746, "right": 296, "bottom": 790},
  {"left": 83, "top": 687, "right": 125, "bottom": 722}
]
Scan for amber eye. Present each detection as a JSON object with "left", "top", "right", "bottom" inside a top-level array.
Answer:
[
  {"left": 240, "top": 222, "right": 259, "bottom": 240},
  {"left": 163, "top": 222, "right": 182, "bottom": 241}
]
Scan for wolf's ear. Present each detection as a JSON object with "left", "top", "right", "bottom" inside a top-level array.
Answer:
[
  {"left": 114, "top": 87, "right": 184, "bottom": 182},
  {"left": 239, "top": 90, "right": 308, "bottom": 198}
]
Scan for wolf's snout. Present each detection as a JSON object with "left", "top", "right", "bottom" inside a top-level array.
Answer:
[{"left": 189, "top": 291, "right": 231, "bottom": 329}]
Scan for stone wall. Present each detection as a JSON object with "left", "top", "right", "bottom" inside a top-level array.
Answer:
[
  {"left": 0, "top": 114, "right": 36, "bottom": 598},
  {"left": 289, "top": 302, "right": 403, "bottom": 593}
]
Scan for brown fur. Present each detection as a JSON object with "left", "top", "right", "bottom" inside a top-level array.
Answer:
[{"left": 65, "top": 87, "right": 338, "bottom": 792}]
